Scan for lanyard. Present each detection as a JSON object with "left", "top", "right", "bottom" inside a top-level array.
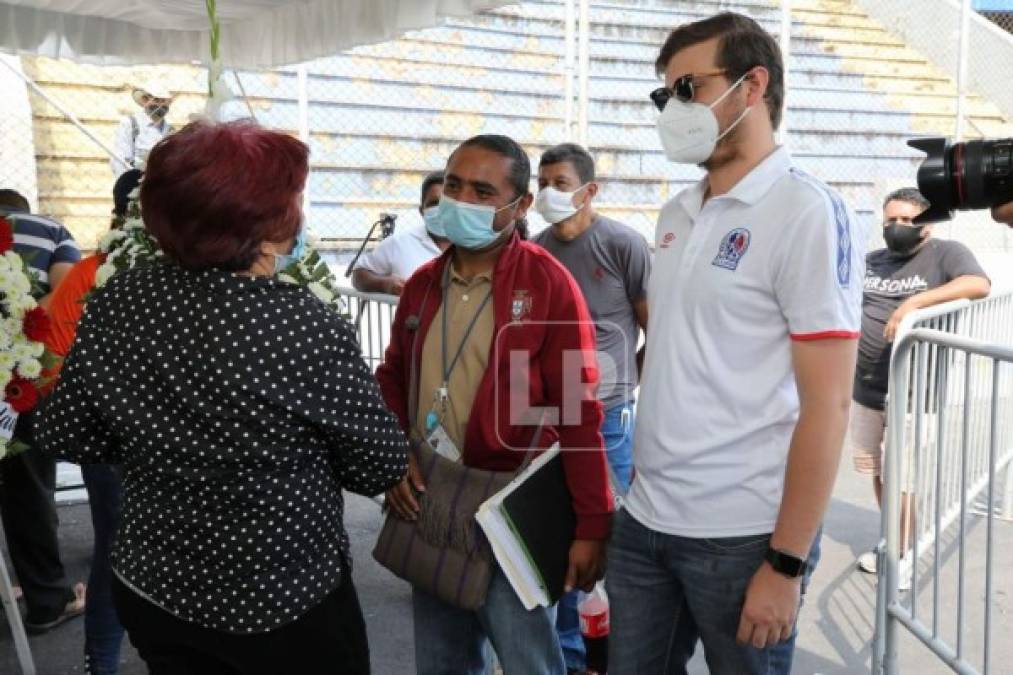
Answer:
[{"left": 439, "top": 263, "right": 493, "bottom": 402}]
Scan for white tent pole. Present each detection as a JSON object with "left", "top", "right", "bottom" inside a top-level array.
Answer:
[
  {"left": 955, "top": 0, "right": 972, "bottom": 141},
  {"left": 577, "top": 0, "right": 590, "bottom": 147},
  {"left": 778, "top": 0, "right": 791, "bottom": 145},
  {"left": 564, "top": 0, "right": 576, "bottom": 141},
  {"left": 0, "top": 56, "right": 128, "bottom": 170},
  {"left": 297, "top": 65, "right": 312, "bottom": 219}
]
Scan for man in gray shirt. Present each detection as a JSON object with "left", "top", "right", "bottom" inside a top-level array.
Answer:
[{"left": 533, "top": 142, "right": 651, "bottom": 673}]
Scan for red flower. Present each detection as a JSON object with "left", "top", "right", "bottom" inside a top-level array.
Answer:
[
  {"left": 22, "top": 306, "right": 51, "bottom": 342},
  {"left": 5, "top": 377, "right": 39, "bottom": 413},
  {"left": 0, "top": 217, "right": 13, "bottom": 254}
]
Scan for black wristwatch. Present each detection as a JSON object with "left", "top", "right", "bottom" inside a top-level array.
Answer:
[{"left": 765, "top": 547, "right": 809, "bottom": 579}]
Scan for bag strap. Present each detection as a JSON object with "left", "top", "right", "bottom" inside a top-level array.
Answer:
[{"left": 407, "top": 278, "right": 437, "bottom": 435}]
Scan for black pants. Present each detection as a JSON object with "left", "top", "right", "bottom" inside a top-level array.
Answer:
[
  {"left": 0, "top": 412, "right": 74, "bottom": 624},
  {"left": 113, "top": 572, "right": 371, "bottom": 675}
]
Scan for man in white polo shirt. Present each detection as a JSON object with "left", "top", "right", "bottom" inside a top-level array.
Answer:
[
  {"left": 352, "top": 171, "right": 449, "bottom": 295},
  {"left": 606, "top": 13, "right": 865, "bottom": 674}
]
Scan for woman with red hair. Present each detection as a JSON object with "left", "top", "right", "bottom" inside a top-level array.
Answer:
[{"left": 37, "top": 121, "right": 408, "bottom": 674}]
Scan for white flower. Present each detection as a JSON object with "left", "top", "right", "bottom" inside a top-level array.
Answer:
[
  {"left": 17, "top": 358, "right": 41, "bottom": 380},
  {"left": 10, "top": 343, "right": 33, "bottom": 363},
  {"left": 96, "top": 263, "right": 116, "bottom": 287},
  {"left": 9, "top": 296, "right": 34, "bottom": 317},
  {"left": 1, "top": 317, "right": 21, "bottom": 338},
  {"left": 12, "top": 271, "right": 32, "bottom": 294},
  {"left": 28, "top": 341, "right": 44, "bottom": 358},
  {"left": 3, "top": 251, "right": 22, "bottom": 268},
  {"left": 98, "top": 230, "right": 127, "bottom": 251},
  {"left": 307, "top": 282, "right": 335, "bottom": 304},
  {"left": 0, "top": 352, "right": 15, "bottom": 374}
]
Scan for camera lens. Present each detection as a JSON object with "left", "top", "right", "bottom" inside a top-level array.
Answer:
[{"left": 908, "top": 137, "right": 1013, "bottom": 223}]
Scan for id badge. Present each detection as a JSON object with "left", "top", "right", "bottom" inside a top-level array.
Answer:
[{"left": 426, "top": 424, "right": 462, "bottom": 462}]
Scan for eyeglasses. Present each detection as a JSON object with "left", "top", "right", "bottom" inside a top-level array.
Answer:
[{"left": 649, "top": 69, "right": 729, "bottom": 112}]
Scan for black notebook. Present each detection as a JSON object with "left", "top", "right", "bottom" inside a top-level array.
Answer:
[{"left": 475, "top": 445, "right": 576, "bottom": 609}]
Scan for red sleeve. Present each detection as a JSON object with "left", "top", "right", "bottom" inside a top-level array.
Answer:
[
  {"left": 541, "top": 262, "right": 614, "bottom": 540},
  {"left": 42, "top": 255, "right": 101, "bottom": 388},
  {"left": 374, "top": 285, "right": 413, "bottom": 434}
]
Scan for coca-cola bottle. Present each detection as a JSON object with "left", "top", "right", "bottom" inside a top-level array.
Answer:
[{"left": 579, "top": 582, "right": 610, "bottom": 674}]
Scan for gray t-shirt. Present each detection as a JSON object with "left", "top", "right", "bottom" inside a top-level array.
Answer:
[{"left": 534, "top": 215, "right": 652, "bottom": 409}]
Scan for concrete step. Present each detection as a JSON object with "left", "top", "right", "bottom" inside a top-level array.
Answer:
[
  {"left": 296, "top": 132, "right": 921, "bottom": 177},
  {"left": 21, "top": 57, "right": 206, "bottom": 97},
  {"left": 350, "top": 35, "right": 951, "bottom": 85},
  {"left": 27, "top": 69, "right": 1004, "bottom": 134},
  {"left": 278, "top": 52, "right": 957, "bottom": 97},
  {"left": 480, "top": 8, "right": 902, "bottom": 47}
]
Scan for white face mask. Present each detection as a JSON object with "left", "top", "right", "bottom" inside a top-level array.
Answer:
[
  {"left": 534, "top": 183, "right": 589, "bottom": 224},
  {"left": 656, "top": 71, "right": 752, "bottom": 164}
]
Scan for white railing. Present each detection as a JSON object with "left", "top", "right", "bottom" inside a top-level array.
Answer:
[
  {"left": 873, "top": 291, "right": 1013, "bottom": 675},
  {"left": 338, "top": 286, "right": 399, "bottom": 372},
  {"left": 0, "top": 518, "right": 34, "bottom": 674}
]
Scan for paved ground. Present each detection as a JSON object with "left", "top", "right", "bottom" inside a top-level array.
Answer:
[{"left": 2, "top": 454, "right": 1011, "bottom": 674}]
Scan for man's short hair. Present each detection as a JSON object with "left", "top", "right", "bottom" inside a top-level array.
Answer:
[
  {"left": 0, "top": 189, "right": 30, "bottom": 212},
  {"left": 655, "top": 12, "right": 785, "bottom": 130},
  {"left": 454, "top": 134, "right": 531, "bottom": 200},
  {"left": 883, "top": 187, "right": 930, "bottom": 212},
  {"left": 420, "top": 171, "right": 445, "bottom": 206},
  {"left": 539, "top": 143, "right": 596, "bottom": 184}
]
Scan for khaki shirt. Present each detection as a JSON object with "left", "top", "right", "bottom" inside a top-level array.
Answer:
[{"left": 414, "top": 267, "right": 495, "bottom": 454}]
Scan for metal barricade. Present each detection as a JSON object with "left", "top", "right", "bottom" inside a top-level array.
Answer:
[
  {"left": 336, "top": 286, "right": 399, "bottom": 372},
  {"left": 873, "top": 291, "right": 1013, "bottom": 675}
]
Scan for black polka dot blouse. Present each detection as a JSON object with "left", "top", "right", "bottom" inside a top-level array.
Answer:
[{"left": 37, "top": 264, "right": 409, "bottom": 634}]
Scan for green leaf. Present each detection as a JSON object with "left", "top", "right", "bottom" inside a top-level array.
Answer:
[
  {"left": 3, "top": 439, "right": 31, "bottom": 457},
  {"left": 310, "top": 265, "right": 329, "bottom": 284},
  {"left": 39, "top": 350, "right": 62, "bottom": 370}
]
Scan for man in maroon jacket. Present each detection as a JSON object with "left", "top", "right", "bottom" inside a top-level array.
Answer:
[{"left": 376, "top": 134, "right": 613, "bottom": 675}]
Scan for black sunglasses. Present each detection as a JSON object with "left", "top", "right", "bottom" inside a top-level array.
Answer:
[{"left": 649, "top": 69, "right": 753, "bottom": 112}]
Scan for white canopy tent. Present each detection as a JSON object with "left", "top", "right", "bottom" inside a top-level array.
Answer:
[{"left": 0, "top": 0, "right": 515, "bottom": 67}]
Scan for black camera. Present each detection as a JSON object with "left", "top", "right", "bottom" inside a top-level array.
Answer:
[{"left": 908, "top": 137, "right": 1013, "bottom": 223}]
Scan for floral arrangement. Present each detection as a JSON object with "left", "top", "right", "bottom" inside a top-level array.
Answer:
[
  {"left": 277, "top": 248, "right": 348, "bottom": 317},
  {"left": 94, "top": 202, "right": 160, "bottom": 290},
  {"left": 0, "top": 216, "right": 56, "bottom": 459}
]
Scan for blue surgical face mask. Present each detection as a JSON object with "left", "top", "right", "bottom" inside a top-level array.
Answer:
[
  {"left": 273, "top": 225, "right": 307, "bottom": 274},
  {"left": 422, "top": 205, "right": 445, "bottom": 238},
  {"left": 438, "top": 194, "right": 520, "bottom": 250}
]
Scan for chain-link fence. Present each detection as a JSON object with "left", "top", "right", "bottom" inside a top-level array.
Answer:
[{"left": 2, "top": 0, "right": 1012, "bottom": 280}]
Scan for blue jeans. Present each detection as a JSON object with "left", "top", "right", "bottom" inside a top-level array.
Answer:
[
  {"left": 556, "top": 400, "right": 635, "bottom": 671},
  {"left": 605, "top": 510, "right": 821, "bottom": 675},
  {"left": 82, "top": 465, "right": 125, "bottom": 675},
  {"left": 413, "top": 566, "right": 565, "bottom": 675}
]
